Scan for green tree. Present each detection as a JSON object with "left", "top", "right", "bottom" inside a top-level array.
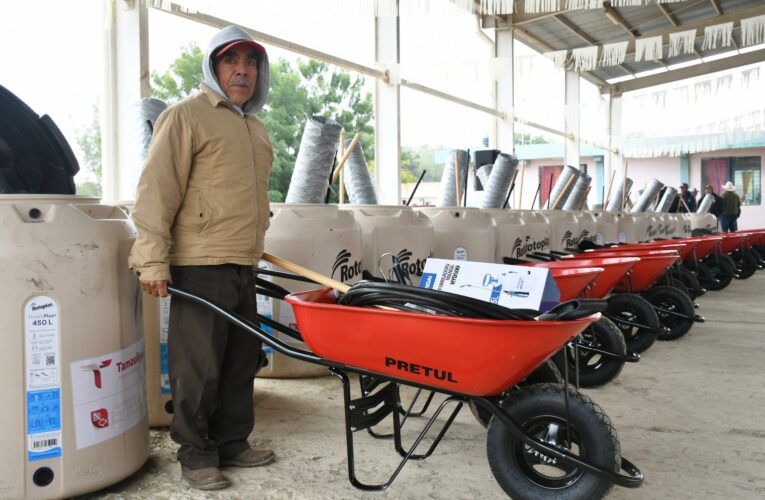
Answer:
[
  {"left": 75, "top": 103, "right": 102, "bottom": 197},
  {"left": 150, "top": 44, "right": 205, "bottom": 104}
]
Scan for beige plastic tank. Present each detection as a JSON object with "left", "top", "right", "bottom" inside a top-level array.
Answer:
[
  {"left": 0, "top": 195, "right": 148, "bottom": 499},
  {"left": 340, "top": 205, "right": 433, "bottom": 282},
  {"left": 118, "top": 201, "right": 171, "bottom": 429},
  {"left": 259, "top": 204, "right": 362, "bottom": 378},
  {"left": 575, "top": 211, "right": 599, "bottom": 246},
  {"left": 633, "top": 212, "right": 660, "bottom": 242},
  {"left": 415, "top": 207, "right": 496, "bottom": 262},
  {"left": 537, "top": 210, "right": 581, "bottom": 252},
  {"left": 484, "top": 209, "right": 525, "bottom": 263},
  {"left": 616, "top": 212, "right": 640, "bottom": 243},
  {"left": 593, "top": 211, "right": 619, "bottom": 245},
  {"left": 654, "top": 213, "right": 674, "bottom": 238},
  {"left": 690, "top": 213, "right": 718, "bottom": 232},
  {"left": 508, "top": 210, "right": 552, "bottom": 258},
  {"left": 678, "top": 214, "right": 693, "bottom": 237}
]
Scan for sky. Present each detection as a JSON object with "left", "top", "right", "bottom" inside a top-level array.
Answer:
[{"left": 1, "top": 0, "right": 763, "bottom": 189}]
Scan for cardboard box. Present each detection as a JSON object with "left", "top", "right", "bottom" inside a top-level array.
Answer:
[{"left": 419, "top": 258, "right": 560, "bottom": 312}]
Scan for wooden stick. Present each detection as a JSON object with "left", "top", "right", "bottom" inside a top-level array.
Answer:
[
  {"left": 551, "top": 174, "right": 577, "bottom": 209},
  {"left": 517, "top": 162, "right": 526, "bottom": 209},
  {"left": 331, "top": 132, "right": 361, "bottom": 183},
  {"left": 531, "top": 183, "right": 541, "bottom": 210},
  {"left": 604, "top": 170, "right": 616, "bottom": 208},
  {"left": 678, "top": 194, "right": 692, "bottom": 213},
  {"left": 578, "top": 185, "right": 592, "bottom": 210},
  {"left": 263, "top": 252, "right": 350, "bottom": 293},
  {"left": 620, "top": 161, "right": 629, "bottom": 212},
  {"left": 338, "top": 132, "right": 345, "bottom": 204},
  {"left": 454, "top": 152, "right": 461, "bottom": 208}
]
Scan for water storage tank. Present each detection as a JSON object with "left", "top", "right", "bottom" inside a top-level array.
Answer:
[
  {"left": 678, "top": 214, "right": 693, "bottom": 237},
  {"left": 118, "top": 201, "right": 171, "bottom": 429},
  {"left": 340, "top": 205, "right": 433, "bottom": 282},
  {"left": 576, "top": 211, "right": 599, "bottom": 246},
  {"left": 654, "top": 213, "right": 674, "bottom": 239},
  {"left": 508, "top": 210, "right": 552, "bottom": 258},
  {"left": 593, "top": 211, "right": 619, "bottom": 245},
  {"left": 633, "top": 212, "right": 660, "bottom": 242},
  {"left": 538, "top": 210, "right": 581, "bottom": 252},
  {"left": 414, "top": 207, "right": 496, "bottom": 262},
  {"left": 0, "top": 195, "right": 148, "bottom": 499},
  {"left": 485, "top": 209, "right": 525, "bottom": 263},
  {"left": 259, "top": 204, "right": 362, "bottom": 378},
  {"left": 616, "top": 212, "right": 639, "bottom": 243},
  {"left": 690, "top": 213, "right": 718, "bottom": 232}
]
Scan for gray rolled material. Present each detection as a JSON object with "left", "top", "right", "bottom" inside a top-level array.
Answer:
[
  {"left": 138, "top": 98, "right": 167, "bottom": 160},
  {"left": 562, "top": 173, "right": 592, "bottom": 210},
  {"left": 605, "top": 177, "right": 634, "bottom": 212},
  {"left": 548, "top": 165, "right": 581, "bottom": 209},
  {"left": 476, "top": 164, "right": 493, "bottom": 189},
  {"left": 438, "top": 149, "right": 470, "bottom": 207},
  {"left": 343, "top": 138, "right": 377, "bottom": 204},
  {"left": 654, "top": 187, "right": 678, "bottom": 212},
  {"left": 286, "top": 116, "right": 342, "bottom": 203},
  {"left": 697, "top": 194, "right": 714, "bottom": 214},
  {"left": 480, "top": 154, "right": 518, "bottom": 208},
  {"left": 632, "top": 179, "right": 664, "bottom": 212}
]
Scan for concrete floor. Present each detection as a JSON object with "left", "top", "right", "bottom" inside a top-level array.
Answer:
[{"left": 80, "top": 273, "right": 765, "bottom": 499}]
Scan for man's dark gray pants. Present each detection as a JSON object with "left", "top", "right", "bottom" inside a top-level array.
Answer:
[{"left": 168, "top": 264, "right": 263, "bottom": 469}]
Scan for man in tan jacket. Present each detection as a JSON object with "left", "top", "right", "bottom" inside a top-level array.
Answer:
[{"left": 129, "top": 25, "right": 274, "bottom": 491}]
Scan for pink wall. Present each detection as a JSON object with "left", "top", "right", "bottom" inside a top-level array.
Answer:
[{"left": 624, "top": 157, "right": 681, "bottom": 195}]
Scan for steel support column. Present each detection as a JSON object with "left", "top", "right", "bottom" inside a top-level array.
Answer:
[
  {"left": 374, "top": 8, "right": 401, "bottom": 205},
  {"left": 564, "top": 70, "right": 580, "bottom": 169},
  {"left": 494, "top": 27, "right": 514, "bottom": 154},
  {"left": 606, "top": 91, "right": 623, "bottom": 193}
]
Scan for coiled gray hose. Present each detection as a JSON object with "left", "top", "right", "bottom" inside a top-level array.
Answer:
[
  {"left": 481, "top": 153, "right": 518, "bottom": 208},
  {"left": 438, "top": 149, "right": 469, "bottom": 207},
  {"left": 343, "top": 138, "right": 377, "bottom": 204},
  {"left": 286, "top": 116, "right": 342, "bottom": 203},
  {"left": 137, "top": 98, "right": 167, "bottom": 160}
]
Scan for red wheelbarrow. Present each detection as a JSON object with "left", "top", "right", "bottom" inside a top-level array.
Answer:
[{"left": 167, "top": 281, "right": 643, "bottom": 499}]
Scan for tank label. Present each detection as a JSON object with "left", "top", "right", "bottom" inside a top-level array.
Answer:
[
  {"left": 24, "top": 296, "right": 62, "bottom": 461},
  {"left": 453, "top": 247, "right": 467, "bottom": 260},
  {"left": 70, "top": 338, "right": 147, "bottom": 450},
  {"left": 256, "top": 261, "right": 274, "bottom": 354},
  {"left": 618, "top": 232, "right": 627, "bottom": 243},
  {"left": 159, "top": 296, "right": 171, "bottom": 394}
]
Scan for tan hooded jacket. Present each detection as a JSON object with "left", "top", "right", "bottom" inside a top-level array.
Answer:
[{"left": 128, "top": 83, "right": 273, "bottom": 281}]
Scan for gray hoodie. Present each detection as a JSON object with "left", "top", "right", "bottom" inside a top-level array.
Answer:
[{"left": 203, "top": 25, "right": 270, "bottom": 116}]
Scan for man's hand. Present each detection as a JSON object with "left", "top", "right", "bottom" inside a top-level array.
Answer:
[{"left": 141, "top": 280, "right": 169, "bottom": 298}]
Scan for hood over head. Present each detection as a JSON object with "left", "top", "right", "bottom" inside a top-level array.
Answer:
[{"left": 203, "top": 25, "right": 270, "bottom": 115}]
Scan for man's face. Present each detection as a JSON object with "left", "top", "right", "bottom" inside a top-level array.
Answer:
[
  {"left": 705, "top": 187, "right": 713, "bottom": 194},
  {"left": 214, "top": 46, "right": 259, "bottom": 107},
  {"left": 680, "top": 186, "right": 688, "bottom": 194}
]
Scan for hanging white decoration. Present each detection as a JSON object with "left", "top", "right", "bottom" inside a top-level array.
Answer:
[
  {"left": 701, "top": 22, "right": 733, "bottom": 50},
  {"left": 610, "top": 0, "right": 642, "bottom": 7},
  {"left": 480, "top": 0, "right": 514, "bottom": 15},
  {"left": 668, "top": 29, "right": 697, "bottom": 57},
  {"left": 565, "top": 0, "right": 603, "bottom": 10},
  {"left": 634, "top": 35, "right": 663, "bottom": 62},
  {"left": 544, "top": 50, "right": 568, "bottom": 69},
  {"left": 600, "top": 41, "right": 628, "bottom": 66},
  {"left": 524, "top": 0, "right": 560, "bottom": 14},
  {"left": 741, "top": 67, "right": 761, "bottom": 90},
  {"left": 656, "top": 0, "right": 686, "bottom": 3},
  {"left": 572, "top": 46, "right": 599, "bottom": 72},
  {"left": 715, "top": 74, "right": 733, "bottom": 94},
  {"left": 741, "top": 15, "right": 765, "bottom": 47}
]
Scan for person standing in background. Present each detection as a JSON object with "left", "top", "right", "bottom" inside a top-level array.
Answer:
[
  {"left": 720, "top": 181, "right": 741, "bottom": 232},
  {"left": 677, "top": 182, "right": 696, "bottom": 213}
]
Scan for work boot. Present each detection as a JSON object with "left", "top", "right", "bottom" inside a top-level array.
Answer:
[
  {"left": 181, "top": 466, "right": 229, "bottom": 490},
  {"left": 220, "top": 447, "right": 276, "bottom": 468}
]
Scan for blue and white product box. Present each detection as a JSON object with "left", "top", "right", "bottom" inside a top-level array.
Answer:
[{"left": 419, "top": 259, "right": 560, "bottom": 312}]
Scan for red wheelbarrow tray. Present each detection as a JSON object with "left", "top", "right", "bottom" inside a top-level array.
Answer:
[
  {"left": 530, "top": 257, "right": 639, "bottom": 298},
  {"left": 572, "top": 251, "right": 680, "bottom": 292},
  {"left": 285, "top": 287, "right": 600, "bottom": 397},
  {"left": 664, "top": 237, "right": 722, "bottom": 260},
  {"left": 592, "top": 241, "right": 695, "bottom": 260},
  {"left": 549, "top": 267, "right": 603, "bottom": 302},
  {"left": 716, "top": 232, "right": 748, "bottom": 253}
]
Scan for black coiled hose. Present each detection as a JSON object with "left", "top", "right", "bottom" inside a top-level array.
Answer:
[{"left": 338, "top": 281, "right": 539, "bottom": 321}]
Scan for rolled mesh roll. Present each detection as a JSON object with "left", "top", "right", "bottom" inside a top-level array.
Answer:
[
  {"left": 606, "top": 177, "right": 633, "bottom": 212},
  {"left": 480, "top": 153, "right": 518, "bottom": 208},
  {"left": 654, "top": 187, "right": 678, "bottom": 212},
  {"left": 562, "top": 173, "right": 592, "bottom": 210},
  {"left": 286, "top": 116, "right": 342, "bottom": 203},
  {"left": 343, "top": 138, "right": 377, "bottom": 205},
  {"left": 137, "top": 98, "right": 167, "bottom": 160},
  {"left": 632, "top": 179, "right": 664, "bottom": 212},
  {"left": 697, "top": 194, "right": 714, "bottom": 214},
  {"left": 549, "top": 165, "right": 581, "bottom": 209},
  {"left": 476, "top": 164, "right": 493, "bottom": 189},
  {"left": 438, "top": 149, "right": 469, "bottom": 207}
]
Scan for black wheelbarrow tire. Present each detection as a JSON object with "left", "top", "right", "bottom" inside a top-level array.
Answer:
[
  {"left": 469, "top": 361, "right": 562, "bottom": 428},
  {"left": 487, "top": 384, "right": 620, "bottom": 500},
  {"left": 605, "top": 293, "right": 660, "bottom": 354},
  {"left": 733, "top": 248, "right": 758, "bottom": 280},
  {"left": 642, "top": 285, "right": 695, "bottom": 340},
  {"left": 691, "top": 260, "right": 716, "bottom": 291},
  {"left": 672, "top": 267, "right": 703, "bottom": 299},
  {"left": 702, "top": 254, "right": 734, "bottom": 290},
  {"left": 551, "top": 317, "right": 626, "bottom": 388}
]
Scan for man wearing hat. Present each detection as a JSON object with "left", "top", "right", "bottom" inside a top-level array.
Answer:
[
  {"left": 720, "top": 181, "right": 741, "bottom": 232},
  {"left": 677, "top": 182, "right": 696, "bottom": 213},
  {"left": 129, "top": 25, "right": 274, "bottom": 490}
]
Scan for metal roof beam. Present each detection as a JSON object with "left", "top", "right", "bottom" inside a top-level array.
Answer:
[
  {"left": 657, "top": 3, "right": 680, "bottom": 26},
  {"left": 709, "top": 0, "right": 723, "bottom": 15},
  {"left": 603, "top": 2, "right": 641, "bottom": 37},
  {"left": 612, "top": 47, "right": 765, "bottom": 94},
  {"left": 553, "top": 14, "right": 636, "bottom": 77}
]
